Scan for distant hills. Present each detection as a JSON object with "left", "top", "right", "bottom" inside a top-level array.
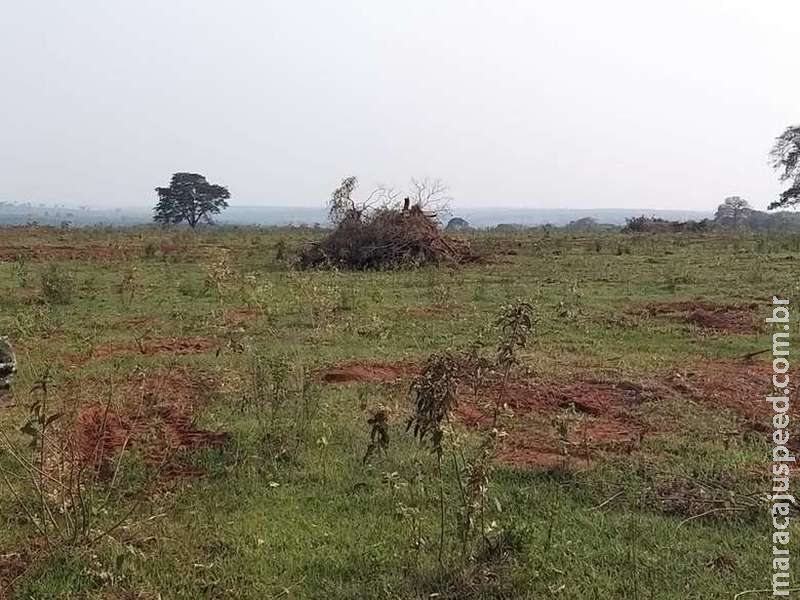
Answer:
[{"left": 0, "top": 202, "right": 714, "bottom": 228}]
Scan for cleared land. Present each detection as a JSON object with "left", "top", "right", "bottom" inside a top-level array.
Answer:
[{"left": 0, "top": 226, "right": 797, "bottom": 598}]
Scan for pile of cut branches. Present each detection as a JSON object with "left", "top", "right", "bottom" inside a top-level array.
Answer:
[{"left": 299, "top": 177, "right": 480, "bottom": 270}]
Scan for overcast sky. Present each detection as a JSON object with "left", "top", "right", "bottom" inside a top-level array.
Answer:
[{"left": 2, "top": 0, "right": 798, "bottom": 211}]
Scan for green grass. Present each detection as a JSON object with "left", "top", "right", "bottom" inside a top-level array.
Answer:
[{"left": 0, "top": 226, "right": 796, "bottom": 598}]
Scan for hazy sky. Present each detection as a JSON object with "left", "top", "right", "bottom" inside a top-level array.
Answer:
[{"left": 2, "top": 1, "right": 798, "bottom": 211}]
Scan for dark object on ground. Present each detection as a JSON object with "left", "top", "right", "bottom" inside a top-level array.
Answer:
[
  {"left": 445, "top": 217, "right": 471, "bottom": 232},
  {"left": 0, "top": 337, "right": 16, "bottom": 393}
]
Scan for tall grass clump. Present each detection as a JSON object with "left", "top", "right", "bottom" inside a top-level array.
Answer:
[{"left": 241, "top": 352, "right": 322, "bottom": 471}]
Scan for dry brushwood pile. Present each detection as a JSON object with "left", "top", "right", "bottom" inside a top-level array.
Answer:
[{"left": 299, "top": 204, "right": 479, "bottom": 269}]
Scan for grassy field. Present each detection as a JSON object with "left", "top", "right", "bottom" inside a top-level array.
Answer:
[{"left": 0, "top": 226, "right": 797, "bottom": 599}]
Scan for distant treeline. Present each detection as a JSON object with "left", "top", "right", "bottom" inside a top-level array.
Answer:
[{"left": 446, "top": 197, "right": 800, "bottom": 234}]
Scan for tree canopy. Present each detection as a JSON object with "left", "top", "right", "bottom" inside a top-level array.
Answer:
[
  {"left": 769, "top": 125, "right": 800, "bottom": 209},
  {"left": 328, "top": 176, "right": 359, "bottom": 225},
  {"left": 154, "top": 173, "right": 230, "bottom": 229},
  {"left": 714, "top": 196, "right": 752, "bottom": 226},
  {"left": 444, "top": 217, "right": 470, "bottom": 232}
]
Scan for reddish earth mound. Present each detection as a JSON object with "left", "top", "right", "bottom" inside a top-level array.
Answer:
[
  {"left": 638, "top": 300, "right": 760, "bottom": 334},
  {"left": 668, "top": 359, "right": 797, "bottom": 424},
  {"left": 325, "top": 357, "right": 789, "bottom": 469},
  {"left": 72, "top": 337, "right": 216, "bottom": 364},
  {"left": 320, "top": 362, "right": 418, "bottom": 384},
  {"left": 72, "top": 368, "right": 228, "bottom": 475},
  {"left": 464, "top": 359, "right": 795, "bottom": 468},
  {"left": 457, "top": 377, "right": 650, "bottom": 468}
]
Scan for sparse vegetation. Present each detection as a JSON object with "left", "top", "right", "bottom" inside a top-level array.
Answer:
[
  {"left": 0, "top": 224, "right": 794, "bottom": 598},
  {"left": 39, "top": 264, "right": 75, "bottom": 305}
]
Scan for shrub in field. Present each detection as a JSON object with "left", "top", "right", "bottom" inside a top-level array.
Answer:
[
  {"left": 141, "top": 241, "right": 158, "bottom": 259},
  {"left": 403, "top": 300, "right": 535, "bottom": 570},
  {"left": 290, "top": 272, "right": 342, "bottom": 330},
  {"left": 204, "top": 248, "right": 237, "bottom": 296},
  {"left": 177, "top": 278, "right": 210, "bottom": 298},
  {"left": 117, "top": 267, "right": 141, "bottom": 307},
  {"left": 363, "top": 409, "right": 390, "bottom": 463},
  {"left": 274, "top": 239, "right": 287, "bottom": 262},
  {"left": 242, "top": 353, "right": 322, "bottom": 469},
  {"left": 430, "top": 283, "right": 452, "bottom": 307},
  {"left": 13, "top": 255, "right": 29, "bottom": 288},
  {"left": 39, "top": 265, "right": 74, "bottom": 304}
]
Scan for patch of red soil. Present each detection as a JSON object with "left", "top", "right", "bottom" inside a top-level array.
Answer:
[
  {"left": 139, "top": 338, "right": 215, "bottom": 355},
  {"left": 72, "top": 368, "right": 228, "bottom": 475},
  {"left": 455, "top": 403, "right": 492, "bottom": 427},
  {"left": 668, "top": 359, "right": 797, "bottom": 424},
  {"left": 74, "top": 406, "right": 133, "bottom": 469},
  {"left": 457, "top": 377, "right": 649, "bottom": 469},
  {"left": 463, "top": 360, "right": 795, "bottom": 469},
  {"left": 498, "top": 445, "right": 568, "bottom": 470},
  {"left": 474, "top": 377, "right": 654, "bottom": 416},
  {"left": 72, "top": 337, "right": 216, "bottom": 364},
  {"left": 637, "top": 300, "right": 760, "bottom": 334},
  {"left": 320, "top": 362, "right": 418, "bottom": 384}
]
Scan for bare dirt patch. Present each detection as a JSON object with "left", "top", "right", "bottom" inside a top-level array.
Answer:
[
  {"left": 321, "top": 361, "right": 654, "bottom": 467},
  {"left": 469, "top": 359, "right": 797, "bottom": 468},
  {"left": 457, "top": 377, "right": 651, "bottom": 469},
  {"left": 636, "top": 300, "right": 760, "bottom": 334},
  {"left": 667, "top": 359, "right": 797, "bottom": 424},
  {"left": 71, "top": 368, "right": 228, "bottom": 476},
  {"left": 71, "top": 337, "right": 216, "bottom": 364},
  {"left": 320, "top": 362, "right": 418, "bottom": 384},
  {"left": 322, "top": 356, "right": 791, "bottom": 469}
]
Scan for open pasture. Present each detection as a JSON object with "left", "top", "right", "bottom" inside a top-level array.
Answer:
[{"left": 0, "top": 226, "right": 797, "bottom": 599}]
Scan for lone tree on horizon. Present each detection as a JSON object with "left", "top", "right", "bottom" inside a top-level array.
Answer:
[
  {"left": 714, "top": 196, "right": 752, "bottom": 227},
  {"left": 154, "top": 172, "right": 230, "bottom": 229},
  {"left": 769, "top": 125, "right": 800, "bottom": 209}
]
